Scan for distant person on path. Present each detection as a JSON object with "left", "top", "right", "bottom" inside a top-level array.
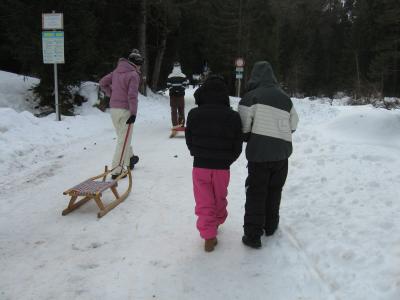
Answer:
[
  {"left": 166, "top": 62, "right": 189, "bottom": 129},
  {"left": 238, "top": 61, "right": 299, "bottom": 249},
  {"left": 185, "top": 75, "right": 243, "bottom": 252},
  {"left": 99, "top": 49, "right": 143, "bottom": 179},
  {"left": 191, "top": 74, "right": 201, "bottom": 88}
]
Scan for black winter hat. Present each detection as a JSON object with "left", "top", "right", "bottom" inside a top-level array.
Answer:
[
  {"left": 128, "top": 49, "right": 144, "bottom": 66},
  {"left": 194, "top": 74, "right": 230, "bottom": 106}
]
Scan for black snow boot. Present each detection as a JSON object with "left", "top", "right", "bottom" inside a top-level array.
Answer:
[
  {"left": 111, "top": 173, "right": 127, "bottom": 180},
  {"left": 264, "top": 227, "right": 278, "bottom": 236},
  {"left": 264, "top": 216, "right": 279, "bottom": 236},
  {"left": 130, "top": 155, "right": 139, "bottom": 169},
  {"left": 242, "top": 235, "right": 261, "bottom": 249}
]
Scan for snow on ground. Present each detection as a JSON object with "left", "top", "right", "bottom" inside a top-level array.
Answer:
[
  {"left": 0, "top": 71, "right": 39, "bottom": 112},
  {"left": 0, "top": 72, "right": 400, "bottom": 300}
]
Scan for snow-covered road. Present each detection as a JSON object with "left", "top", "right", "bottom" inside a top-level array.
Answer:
[{"left": 1, "top": 80, "right": 399, "bottom": 299}]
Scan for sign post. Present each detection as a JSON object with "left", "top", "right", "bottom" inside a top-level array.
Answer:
[
  {"left": 42, "top": 12, "right": 64, "bottom": 121},
  {"left": 235, "top": 57, "right": 245, "bottom": 97}
]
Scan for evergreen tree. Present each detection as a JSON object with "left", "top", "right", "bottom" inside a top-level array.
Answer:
[
  {"left": 0, "top": 0, "right": 399, "bottom": 110},
  {"left": 368, "top": 0, "right": 400, "bottom": 96}
]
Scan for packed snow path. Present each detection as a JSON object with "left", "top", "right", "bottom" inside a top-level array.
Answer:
[{"left": 1, "top": 88, "right": 399, "bottom": 300}]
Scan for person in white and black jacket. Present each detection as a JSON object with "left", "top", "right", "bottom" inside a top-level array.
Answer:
[
  {"left": 166, "top": 62, "right": 189, "bottom": 127},
  {"left": 238, "top": 61, "right": 299, "bottom": 249}
]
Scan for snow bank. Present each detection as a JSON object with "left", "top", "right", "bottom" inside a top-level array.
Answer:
[
  {"left": 0, "top": 71, "right": 39, "bottom": 112},
  {"left": 324, "top": 106, "right": 400, "bottom": 147},
  {"left": 0, "top": 105, "right": 108, "bottom": 177}
]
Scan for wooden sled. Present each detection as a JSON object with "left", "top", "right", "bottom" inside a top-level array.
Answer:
[
  {"left": 170, "top": 125, "right": 186, "bottom": 138},
  {"left": 63, "top": 123, "right": 133, "bottom": 218},
  {"left": 62, "top": 166, "right": 132, "bottom": 218}
]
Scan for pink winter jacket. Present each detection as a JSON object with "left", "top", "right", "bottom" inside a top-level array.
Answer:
[{"left": 99, "top": 58, "right": 140, "bottom": 116}]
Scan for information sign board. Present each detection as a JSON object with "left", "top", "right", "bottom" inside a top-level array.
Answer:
[
  {"left": 236, "top": 73, "right": 243, "bottom": 79},
  {"left": 42, "top": 31, "right": 65, "bottom": 64}
]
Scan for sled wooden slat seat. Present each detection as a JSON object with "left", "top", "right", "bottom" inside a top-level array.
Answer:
[
  {"left": 67, "top": 179, "right": 117, "bottom": 196},
  {"left": 62, "top": 166, "right": 132, "bottom": 218}
]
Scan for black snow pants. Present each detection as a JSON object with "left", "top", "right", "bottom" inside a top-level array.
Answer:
[{"left": 244, "top": 159, "right": 288, "bottom": 237}]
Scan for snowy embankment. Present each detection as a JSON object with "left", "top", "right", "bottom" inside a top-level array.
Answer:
[
  {"left": 0, "top": 71, "right": 39, "bottom": 112},
  {"left": 0, "top": 71, "right": 399, "bottom": 300}
]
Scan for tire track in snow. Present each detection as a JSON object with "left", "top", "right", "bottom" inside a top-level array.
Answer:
[{"left": 282, "top": 225, "right": 340, "bottom": 300}]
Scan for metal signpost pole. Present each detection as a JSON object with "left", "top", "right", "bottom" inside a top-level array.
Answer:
[
  {"left": 51, "top": 10, "right": 60, "bottom": 121},
  {"left": 235, "top": 58, "right": 245, "bottom": 97},
  {"left": 54, "top": 63, "right": 60, "bottom": 121},
  {"left": 42, "top": 12, "right": 64, "bottom": 121},
  {"left": 237, "top": 78, "right": 241, "bottom": 97}
]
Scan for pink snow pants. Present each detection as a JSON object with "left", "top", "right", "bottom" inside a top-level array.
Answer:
[{"left": 192, "top": 167, "right": 230, "bottom": 240}]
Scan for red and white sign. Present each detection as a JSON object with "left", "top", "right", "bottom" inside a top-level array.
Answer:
[{"left": 235, "top": 57, "right": 245, "bottom": 67}]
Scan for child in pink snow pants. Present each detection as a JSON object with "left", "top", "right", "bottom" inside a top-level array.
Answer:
[
  {"left": 193, "top": 168, "right": 230, "bottom": 239},
  {"left": 185, "top": 75, "right": 243, "bottom": 252}
]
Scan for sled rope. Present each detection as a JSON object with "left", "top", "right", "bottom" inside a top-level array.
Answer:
[{"left": 118, "top": 123, "right": 132, "bottom": 167}]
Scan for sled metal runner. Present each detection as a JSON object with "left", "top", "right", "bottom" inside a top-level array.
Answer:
[
  {"left": 62, "top": 123, "right": 133, "bottom": 218},
  {"left": 62, "top": 166, "right": 132, "bottom": 218}
]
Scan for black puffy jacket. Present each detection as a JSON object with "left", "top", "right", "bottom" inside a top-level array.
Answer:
[{"left": 185, "top": 76, "right": 243, "bottom": 169}]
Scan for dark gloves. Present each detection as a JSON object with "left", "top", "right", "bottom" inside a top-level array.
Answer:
[
  {"left": 242, "top": 132, "right": 251, "bottom": 142},
  {"left": 126, "top": 114, "right": 136, "bottom": 124}
]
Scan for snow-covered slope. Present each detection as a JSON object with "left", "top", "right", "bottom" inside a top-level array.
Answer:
[
  {"left": 0, "top": 72, "right": 399, "bottom": 300},
  {"left": 0, "top": 71, "right": 39, "bottom": 112}
]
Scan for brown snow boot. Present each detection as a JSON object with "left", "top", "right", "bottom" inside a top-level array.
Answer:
[
  {"left": 204, "top": 238, "right": 218, "bottom": 252},
  {"left": 169, "top": 129, "right": 177, "bottom": 138}
]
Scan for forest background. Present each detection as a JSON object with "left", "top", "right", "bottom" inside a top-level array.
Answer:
[{"left": 0, "top": 0, "right": 399, "bottom": 113}]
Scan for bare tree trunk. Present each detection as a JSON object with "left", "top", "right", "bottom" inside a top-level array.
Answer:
[
  {"left": 354, "top": 50, "right": 361, "bottom": 99},
  {"left": 295, "top": 64, "right": 299, "bottom": 96},
  {"left": 237, "top": 0, "right": 243, "bottom": 56},
  {"left": 394, "top": 39, "right": 398, "bottom": 96},
  {"left": 151, "top": 32, "right": 168, "bottom": 91},
  {"left": 138, "top": 0, "right": 147, "bottom": 96}
]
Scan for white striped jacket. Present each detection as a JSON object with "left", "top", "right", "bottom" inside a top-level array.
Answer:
[{"left": 238, "top": 88, "right": 299, "bottom": 161}]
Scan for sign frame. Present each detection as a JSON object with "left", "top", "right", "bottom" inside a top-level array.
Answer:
[
  {"left": 235, "top": 57, "right": 245, "bottom": 68},
  {"left": 42, "top": 13, "right": 64, "bottom": 30}
]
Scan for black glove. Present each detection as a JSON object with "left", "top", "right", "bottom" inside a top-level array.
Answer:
[{"left": 126, "top": 114, "right": 136, "bottom": 124}]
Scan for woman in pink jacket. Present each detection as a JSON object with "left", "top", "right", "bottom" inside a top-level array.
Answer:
[{"left": 99, "top": 49, "right": 143, "bottom": 179}]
